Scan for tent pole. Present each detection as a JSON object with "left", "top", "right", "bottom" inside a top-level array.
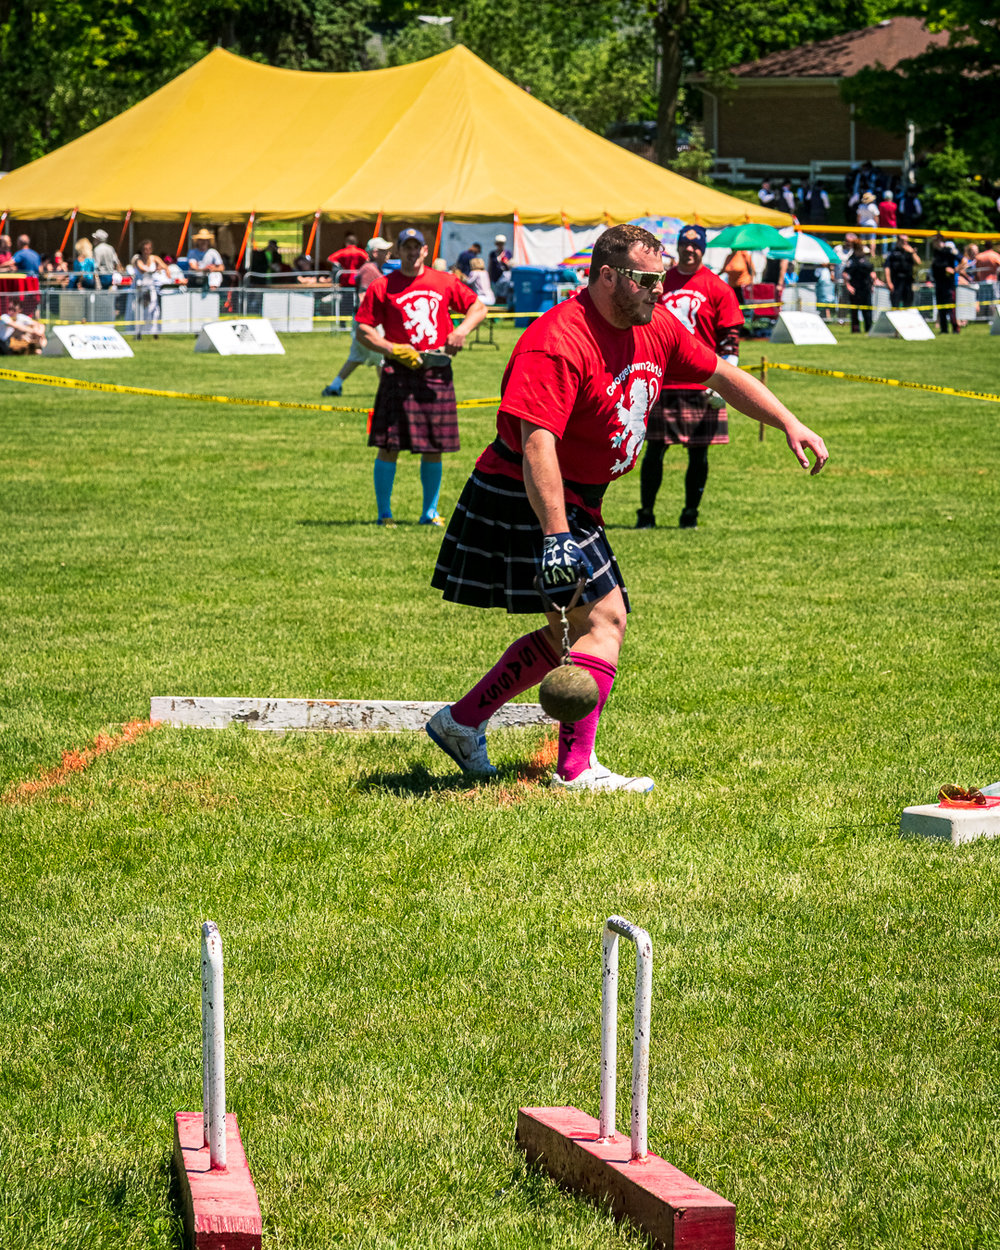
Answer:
[
  {"left": 58, "top": 208, "right": 78, "bottom": 258},
  {"left": 128, "top": 218, "right": 134, "bottom": 261}
]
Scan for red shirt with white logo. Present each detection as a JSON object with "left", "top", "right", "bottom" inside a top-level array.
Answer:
[
  {"left": 658, "top": 265, "right": 743, "bottom": 392},
  {"left": 478, "top": 289, "right": 716, "bottom": 488},
  {"left": 356, "top": 268, "right": 477, "bottom": 350}
]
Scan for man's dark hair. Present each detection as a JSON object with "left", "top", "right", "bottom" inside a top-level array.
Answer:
[{"left": 588, "top": 224, "right": 661, "bottom": 286}]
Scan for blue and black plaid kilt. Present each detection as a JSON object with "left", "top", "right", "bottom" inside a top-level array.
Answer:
[
  {"left": 431, "top": 469, "right": 630, "bottom": 615},
  {"left": 647, "top": 389, "right": 729, "bottom": 446},
  {"left": 368, "top": 362, "right": 459, "bottom": 454}
]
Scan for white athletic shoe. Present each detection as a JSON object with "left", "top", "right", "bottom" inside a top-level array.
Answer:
[
  {"left": 550, "top": 752, "right": 654, "bottom": 793},
  {"left": 425, "top": 705, "right": 496, "bottom": 777}
]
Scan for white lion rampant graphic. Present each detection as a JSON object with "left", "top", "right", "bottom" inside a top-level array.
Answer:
[
  {"left": 663, "top": 290, "right": 706, "bottom": 334},
  {"left": 610, "top": 375, "right": 658, "bottom": 475},
  {"left": 398, "top": 292, "right": 441, "bottom": 346}
]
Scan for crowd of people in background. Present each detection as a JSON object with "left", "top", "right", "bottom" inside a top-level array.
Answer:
[
  {"left": 3, "top": 202, "right": 998, "bottom": 348},
  {"left": 757, "top": 164, "right": 925, "bottom": 231}
]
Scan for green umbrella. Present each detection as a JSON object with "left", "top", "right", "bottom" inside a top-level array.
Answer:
[{"left": 710, "top": 222, "right": 788, "bottom": 251}]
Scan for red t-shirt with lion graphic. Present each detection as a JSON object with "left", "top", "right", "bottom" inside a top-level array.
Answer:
[
  {"left": 356, "top": 267, "right": 477, "bottom": 351},
  {"left": 479, "top": 289, "right": 716, "bottom": 486}
]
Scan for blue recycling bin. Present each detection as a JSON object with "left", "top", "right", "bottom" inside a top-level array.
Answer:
[{"left": 511, "top": 266, "right": 566, "bottom": 327}]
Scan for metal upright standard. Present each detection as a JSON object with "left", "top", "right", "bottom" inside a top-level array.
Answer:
[
  {"left": 173, "top": 922, "right": 263, "bottom": 1250},
  {"left": 517, "top": 916, "right": 735, "bottom": 1250},
  {"left": 599, "top": 915, "right": 653, "bottom": 1159},
  {"left": 201, "top": 921, "right": 227, "bottom": 1169}
]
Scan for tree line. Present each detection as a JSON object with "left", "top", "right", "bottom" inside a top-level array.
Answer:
[{"left": 1, "top": 0, "right": 993, "bottom": 185}]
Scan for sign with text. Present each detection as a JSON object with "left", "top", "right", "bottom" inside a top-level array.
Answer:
[
  {"left": 194, "top": 319, "right": 285, "bottom": 355},
  {"left": 43, "top": 324, "right": 133, "bottom": 359},
  {"left": 769, "top": 312, "right": 837, "bottom": 346},
  {"left": 869, "top": 309, "right": 935, "bottom": 341}
]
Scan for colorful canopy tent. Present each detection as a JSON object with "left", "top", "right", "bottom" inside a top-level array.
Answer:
[{"left": 0, "top": 46, "right": 792, "bottom": 228}]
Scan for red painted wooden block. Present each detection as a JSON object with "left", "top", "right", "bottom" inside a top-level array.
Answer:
[
  {"left": 517, "top": 1106, "right": 735, "bottom": 1250},
  {"left": 173, "top": 1111, "right": 263, "bottom": 1250}
]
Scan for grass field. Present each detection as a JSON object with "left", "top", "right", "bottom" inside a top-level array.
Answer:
[{"left": 2, "top": 321, "right": 999, "bottom": 1249}]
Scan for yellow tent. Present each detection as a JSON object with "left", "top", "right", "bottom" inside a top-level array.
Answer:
[{"left": 0, "top": 46, "right": 791, "bottom": 228}]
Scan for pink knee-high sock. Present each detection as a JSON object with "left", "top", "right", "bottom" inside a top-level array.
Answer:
[
  {"left": 556, "top": 651, "right": 617, "bottom": 780},
  {"left": 451, "top": 628, "right": 560, "bottom": 728}
]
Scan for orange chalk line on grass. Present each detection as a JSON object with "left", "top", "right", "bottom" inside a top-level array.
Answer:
[{"left": 3, "top": 718, "right": 160, "bottom": 804}]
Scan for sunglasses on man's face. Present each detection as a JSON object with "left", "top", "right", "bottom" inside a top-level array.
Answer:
[{"left": 609, "top": 265, "right": 667, "bottom": 290}]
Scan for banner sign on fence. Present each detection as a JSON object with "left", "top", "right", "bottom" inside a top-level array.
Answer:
[
  {"left": 42, "top": 324, "right": 134, "bottom": 359},
  {"left": 194, "top": 319, "right": 285, "bottom": 356}
]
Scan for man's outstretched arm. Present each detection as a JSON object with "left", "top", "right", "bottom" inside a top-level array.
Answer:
[{"left": 707, "top": 359, "right": 829, "bottom": 475}]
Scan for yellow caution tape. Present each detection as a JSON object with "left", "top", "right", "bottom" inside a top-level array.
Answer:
[
  {"left": 767, "top": 360, "right": 1000, "bottom": 404},
  {"left": 0, "top": 365, "right": 501, "bottom": 413}
]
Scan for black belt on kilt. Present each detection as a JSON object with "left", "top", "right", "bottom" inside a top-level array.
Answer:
[{"left": 490, "top": 437, "right": 608, "bottom": 508}]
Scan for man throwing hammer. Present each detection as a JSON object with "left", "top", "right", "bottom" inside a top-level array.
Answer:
[
  {"left": 426, "top": 224, "right": 828, "bottom": 792},
  {"left": 356, "top": 228, "right": 486, "bottom": 527}
]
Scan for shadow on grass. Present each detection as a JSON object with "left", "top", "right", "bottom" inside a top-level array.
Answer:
[
  {"left": 356, "top": 751, "right": 554, "bottom": 797},
  {"left": 355, "top": 765, "right": 480, "bottom": 795}
]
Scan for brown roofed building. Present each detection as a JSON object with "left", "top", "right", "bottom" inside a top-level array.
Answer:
[{"left": 696, "top": 17, "right": 950, "bottom": 178}]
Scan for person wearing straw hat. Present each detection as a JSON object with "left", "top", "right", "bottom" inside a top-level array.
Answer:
[
  {"left": 187, "top": 229, "right": 225, "bottom": 288},
  {"left": 856, "top": 192, "right": 880, "bottom": 243}
]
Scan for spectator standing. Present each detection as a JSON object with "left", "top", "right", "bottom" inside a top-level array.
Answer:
[
  {"left": 71, "top": 238, "right": 97, "bottom": 290},
  {"left": 636, "top": 224, "right": 744, "bottom": 530},
  {"left": 762, "top": 250, "right": 789, "bottom": 295},
  {"left": 884, "top": 235, "right": 918, "bottom": 308},
  {"left": 424, "top": 223, "right": 827, "bottom": 792},
  {"left": 12, "top": 234, "right": 41, "bottom": 277},
  {"left": 187, "top": 229, "right": 225, "bottom": 288},
  {"left": 758, "top": 178, "right": 776, "bottom": 207},
  {"left": 354, "top": 227, "right": 486, "bottom": 526},
  {"left": 456, "top": 242, "right": 482, "bottom": 276},
  {"left": 877, "top": 192, "right": 898, "bottom": 233},
  {"left": 92, "top": 229, "right": 123, "bottom": 289},
  {"left": 929, "top": 233, "right": 960, "bottom": 334},
  {"left": 856, "top": 192, "right": 880, "bottom": 239},
  {"left": 327, "top": 233, "right": 368, "bottom": 287},
  {"left": 897, "top": 186, "right": 923, "bottom": 229},
  {"left": 956, "top": 243, "right": 978, "bottom": 285},
  {"left": 488, "top": 234, "right": 511, "bottom": 287},
  {"left": 721, "top": 247, "right": 754, "bottom": 303},
  {"left": 843, "top": 242, "right": 875, "bottom": 333},
  {"left": 130, "top": 238, "right": 166, "bottom": 338},
  {"left": 0, "top": 235, "right": 12, "bottom": 270},
  {"left": 779, "top": 179, "right": 798, "bottom": 216},
  {"left": 322, "top": 236, "right": 392, "bottom": 397},
  {"left": 814, "top": 263, "right": 835, "bottom": 319},
  {"left": 801, "top": 181, "right": 830, "bottom": 226},
  {"left": 975, "top": 240, "right": 1000, "bottom": 290},
  {"left": 465, "top": 256, "right": 495, "bottom": 306}
]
